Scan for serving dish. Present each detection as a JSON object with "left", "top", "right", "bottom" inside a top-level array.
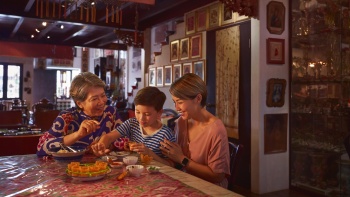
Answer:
[
  {"left": 126, "top": 165, "right": 144, "bottom": 177},
  {"left": 147, "top": 165, "right": 160, "bottom": 174},
  {"left": 109, "top": 161, "right": 123, "bottom": 168},
  {"left": 48, "top": 146, "right": 86, "bottom": 161},
  {"left": 101, "top": 155, "right": 118, "bottom": 162},
  {"left": 123, "top": 156, "right": 138, "bottom": 165},
  {"left": 67, "top": 168, "right": 111, "bottom": 181},
  {"left": 66, "top": 162, "right": 111, "bottom": 181},
  {"left": 110, "top": 151, "right": 131, "bottom": 157}
]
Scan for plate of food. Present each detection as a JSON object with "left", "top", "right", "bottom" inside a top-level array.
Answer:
[
  {"left": 109, "top": 161, "right": 123, "bottom": 169},
  {"left": 66, "top": 161, "right": 111, "bottom": 181},
  {"left": 48, "top": 146, "right": 86, "bottom": 161},
  {"left": 147, "top": 165, "right": 160, "bottom": 174},
  {"left": 101, "top": 155, "right": 118, "bottom": 162}
]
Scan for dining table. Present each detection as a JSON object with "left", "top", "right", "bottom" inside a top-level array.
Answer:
[{"left": 0, "top": 153, "right": 242, "bottom": 197}]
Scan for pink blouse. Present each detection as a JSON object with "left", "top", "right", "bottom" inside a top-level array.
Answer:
[{"left": 175, "top": 117, "right": 230, "bottom": 188}]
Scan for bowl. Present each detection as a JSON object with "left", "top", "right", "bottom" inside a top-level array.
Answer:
[
  {"left": 109, "top": 161, "right": 123, "bottom": 169},
  {"left": 126, "top": 165, "right": 144, "bottom": 177},
  {"left": 101, "top": 155, "right": 118, "bottom": 162},
  {"left": 123, "top": 156, "right": 138, "bottom": 165},
  {"left": 147, "top": 165, "right": 160, "bottom": 174},
  {"left": 48, "top": 146, "right": 86, "bottom": 162}
]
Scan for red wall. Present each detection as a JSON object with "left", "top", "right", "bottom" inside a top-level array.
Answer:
[{"left": 0, "top": 41, "right": 73, "bottom": 59}]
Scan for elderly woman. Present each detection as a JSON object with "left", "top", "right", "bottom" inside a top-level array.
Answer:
[{"left": 36, "top": 72, "right": 123, "bottom": 157}]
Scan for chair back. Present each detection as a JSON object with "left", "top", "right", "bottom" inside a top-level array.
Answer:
[
  {"left": 34, "top": 110, "right": 60, "bottom": 131},
  {"left": 0, "top": 110, "right": 23, "bottom": 125},
  {"left": 0, "top": 103, "right": 6, "bottom": 111},
  {"left": 32, "top": 98, "right": 55, "bottom": 113},
  {"left": 228, "top": 141, "right": 244, "bottom": 191}
]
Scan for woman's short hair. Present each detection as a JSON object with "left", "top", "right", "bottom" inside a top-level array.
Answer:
[
  {"left": 134, "top": 87, "right": 166, "bottom": 111},
  {"left": 70, "top": 72, "right": 105, "bottom": 109},
  {"left": 170, "top": 73, "right": 207, "bottom": 107}
]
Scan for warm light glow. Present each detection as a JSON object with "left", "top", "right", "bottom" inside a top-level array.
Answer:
[
  {"left": 309, "top": 63, "right": 315, "bottom": 68},
  {"left": 35, "top": 29, "right": 40, "bottom": 33},
  {"left": 47, "top": 36, "right": 50, "bottom": 39},
  {"left": 60, "top": 25, "right": 64, "bottom": 29},
  {"left": 31, "top": 34, "right": 35, "bottom": 38},
  {"left": 42, "top": 21, "right": 47, "bottom": 26}
]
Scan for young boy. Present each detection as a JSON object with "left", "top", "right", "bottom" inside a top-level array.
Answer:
[{"left": 92, "top": 87, "right": 175, "bottom": 166}]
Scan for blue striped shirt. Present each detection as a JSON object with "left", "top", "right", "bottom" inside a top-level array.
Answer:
[{"left": 117, "top": 118, "right": 175, "bottom": 157}]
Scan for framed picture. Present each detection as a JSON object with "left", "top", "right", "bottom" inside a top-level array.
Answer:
[
  {"left": 234, "top": 12, "right": 250, "bottom": 23},
  {"left": 156, "top": 67, "right": 164, "bottom": 87},
  {"left": 190, "top": 34, "right": 202, "bottom": 59},
  {"left": 266, "top": 38, "right": 285, "bottom": 64},
  {"left": 170, "top": 40, "right": 179, "bottom": 62},
  {"left": 266, "top": 78, "right": 286, "bottom": 107},
  {"left": 185, "top": 12, "right": 196, "bottom": 35},
  {"left": 173, "top": 64, "right": 182, "bottom": 82},
  {"left": 180, "top": 38, "right": 190, "bottom": 60},
  {"left": 208, "top": 3, "right": 220, "bottom": 29},
  {"left": 264, "top": 113, "right": 288, "bottom": 154},
  {"left": 193, "top": 60, "right": 206, "bottom": 82},
  {"left": 221, "top": 3, "right": 235, "bottom": 25},
  {"left": 196, "top": 8, "right": 208, "bottom": 32},
  {"left": 182, "top": 62, "right": 192, "bottom": 75},
  {"left": 164, "top": 65, "right": 172, "bottom": 86},
  {"left": 267, "top": 1, "right": 285, "bottom": 35},
  {"left": 149, "top": 67, "right": 156, "bottom": 86}
]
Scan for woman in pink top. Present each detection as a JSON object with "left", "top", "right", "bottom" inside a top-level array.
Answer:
[{"left": 160, "top": 73, "right": 230, "bottom": 188}]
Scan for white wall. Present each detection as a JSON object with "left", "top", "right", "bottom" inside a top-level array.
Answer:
[{"left": 250, "top": 0, "right": 289, "bottom": 194}]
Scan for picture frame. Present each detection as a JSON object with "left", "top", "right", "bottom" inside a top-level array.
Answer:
[
  {"left": 234, "top": 12, "right": 250, "bottom": 23},
  {"left": 164, "top": 65, "right": 172, "bottom": 86},
  {"left": 267, "top": 1, "right": 285, "bottom": 35},
  {"left": 182, "top": 62, "right": 192, "bottom": 75},
  {"left": 266, "top": 78, "right": 286, "bottom": 107},
  {"left": 156, "top": 67, "right": 164, "bottom": 87},
  {"left": 264, "top": 113, "right": 288, "bottom": 154},
  {"left": 185, "top": 11, "right": 196, "bottom": 35},
  {"left": 170, "top": 40, "right": 179, "bottom": 62},
  {"left": 173, "top": 63, "right": 182, "bottom": 82},
  {"left": 180, "top": 38, "right": 190, "bottom": 60},
  {"left": 190, "top": 34, "right": 202, "bottom": 59},
  {"left": 193, "top": 60, "right": 206, "bottom": 82},
  {"left": 208, "top": 3, "right": 221, "bottom": 29},
  {"left": 149, "top": 67, "right": 156, "bottom": 86},
  {"left": 196, "top": 8, "right": 208, "bottom": 32},
  {"left": 266, "top": 38, "right": 285, "bottom": 64},
  {"left": 221, "top": 3, "right": 235, "bottom": 26}
]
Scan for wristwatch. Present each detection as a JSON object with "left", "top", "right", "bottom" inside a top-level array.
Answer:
[{"left": 181, "top": 157, "right": 189, "bottom": 167}]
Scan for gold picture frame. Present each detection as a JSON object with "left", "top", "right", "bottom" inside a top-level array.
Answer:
[
  {"left": 164, "top": 65, "right": 172, "bottom": 86},
  {"left": 190, "top": 34, "right": 202, "bottom": 59},
  {"left": 267, "top": 1, "right": 285, "bottom": 35},
  {"left": 156, "top": 67, "right": 164, "bottom": 87},
  {"left": 182, "top": 62, "right": 192, "bottom": 75},
  {"left": 196, "top": 8, "right": 208, "bottom": 32},
  {"left": 170, "top": 40, "right": 179, "bottom": 62},
  {"left": 185, "top": 11, "right": 196, "bottom": 35},
  {"left": 220, "top": 3, "right": 235, "bottom": 26},
  {"left": 208, "top": 3, "right": 221, "bottom": 29},
  {"left": 266, "top": 78, "right": 286, "bottom": 107},
  {"left": 180, "top": 38, "right": 190, "bottom": 60},
  {"left": 149, "top": 67, "right": 156, "bottom": 87},
  {"left": 193, "top": 60, "right": 206, "bottom": 82},
  {"left": 173, "top": 63, "right": 182, "bottom": 82}
]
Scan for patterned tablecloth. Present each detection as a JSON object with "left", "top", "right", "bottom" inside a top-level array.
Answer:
[{"left": 0, "top": 154, "right": 211, "bottom": 197}]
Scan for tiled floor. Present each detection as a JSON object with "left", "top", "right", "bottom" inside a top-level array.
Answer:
[{"left": 233, "top": 186, "right": 315, "bottom": 197}]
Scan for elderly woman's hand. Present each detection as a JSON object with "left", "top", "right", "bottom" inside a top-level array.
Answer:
[
  {"left": 160, "top": 139, "right": 183, "bottom": 163},
  {"left": 77, "top": 119, "right": 100, "bottom": 138},
  {"left": 91, "top": 141, "right": 109, "bottom": 156}
]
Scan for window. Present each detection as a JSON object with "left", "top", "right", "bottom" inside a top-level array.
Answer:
[{"left": 0, "top": 63, "right": 23, "bottom": 100}]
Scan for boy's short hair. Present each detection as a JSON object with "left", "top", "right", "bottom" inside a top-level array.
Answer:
[{"left": 134, "top": 87, "right": 166, "bottom": 111}]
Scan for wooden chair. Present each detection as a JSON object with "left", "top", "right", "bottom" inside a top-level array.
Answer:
[
  {"left": 34, "top": 110, "right": 60, "bottom": 132},
  {"left": 0, "top": 110, "right": 23, "bottom": 126},
  {"left": 32, "top": 98, "right": 55, "bottom": 113},
  {"left": 228, "top": 141, "right": 244, "bottom": 191}
]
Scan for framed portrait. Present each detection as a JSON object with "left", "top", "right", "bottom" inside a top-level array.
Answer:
[
  {"left": 208, "top": 3, "right": 220, "bottom": 29},
  {"left": 180, "top": 38, "right": 190, "bottom": 60},
  {"left": 221, "top": 3, "right": 235, "bottom": 25},
  {"left": 185, "top": 12, "right": 196, "bottom": 35},
  {"left": 267, "top": 1, "right": 285, "bottom": 35},
  {"left": 266, "top": 78, "right": 286, "bottom": 107},
  {"left": 196, "top": 8, "right": 208, "bottom": 32},
  {"left": 164, "top": 65, "right": 172, "bottom": 86},
  {"left": 182, "top": 62, "right": 192, "bottom": 75},
  {"left": 193, "top": 60, "right": 206, "bottom": 82},
  {"left": 170, "top": 40, "right": 179, "bottom": 62},
  {"left": 149, "top": 67, "right": 156, "bottom": 86},
  {"left": 264, "top": 113, "right": 288, "bottom": 154},
  {"left": 266, "top": 38, "right": 285, "bottom": 64},
  {"left": 156, "top": 67, "right": 164, "bottom": 87},
  {"left": 173, "top": 63, "right": 182, "bottom": 82},
  {"left": 190, "top": 34, "right": 202, "bottom": 59}
]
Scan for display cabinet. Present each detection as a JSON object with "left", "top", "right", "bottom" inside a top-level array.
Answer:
[{"left": 291, "top": 1, "right": 350, "bottom": 196}]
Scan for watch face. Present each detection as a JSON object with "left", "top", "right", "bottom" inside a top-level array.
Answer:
[{"left": 182, "top": 158, "right": 189, "bottom": 166}]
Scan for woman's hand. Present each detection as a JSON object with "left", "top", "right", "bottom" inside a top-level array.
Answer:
[
  {"left": 160, "top": 139, "right": 183, "bottom": 163},
  {"left": 77, "top": 120, "right": 100, "bottom": 138}
]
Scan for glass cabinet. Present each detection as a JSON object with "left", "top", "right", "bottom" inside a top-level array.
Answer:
[{"left": 291, "top": 0, "right": 350, "bottom": 196}]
